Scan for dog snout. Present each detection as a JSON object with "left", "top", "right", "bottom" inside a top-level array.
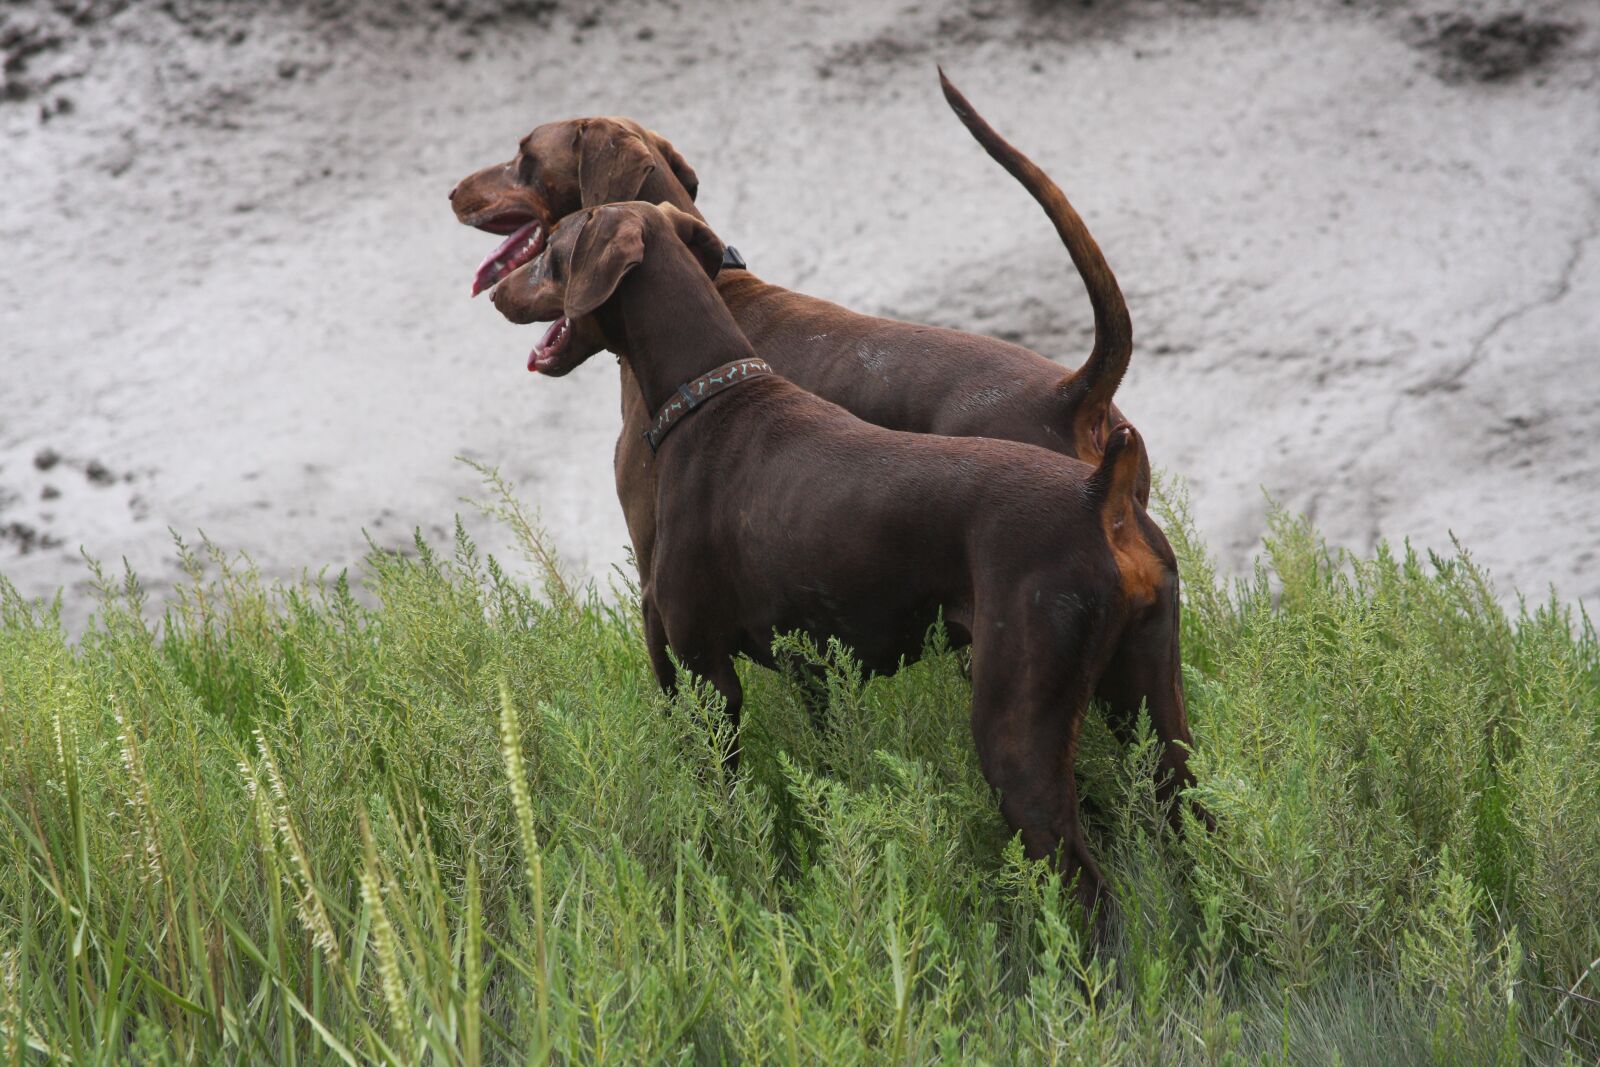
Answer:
[{"left": 490, "top": 277, "right": 530, "bottom": 322}]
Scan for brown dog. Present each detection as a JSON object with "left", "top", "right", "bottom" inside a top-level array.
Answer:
[
  {"left": 451, "top": 75, "right": 1182, "bottom": 787},
  {"left": 489, "top": 199, "right": 1195, "bottom": 915},
  {"left": 451, "top": 73, "right": 1146, "bottom": 590}
]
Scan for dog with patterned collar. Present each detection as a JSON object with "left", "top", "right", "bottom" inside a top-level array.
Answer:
[{"left": 489, "top": 198, "right": 1202, "bottom": 925}]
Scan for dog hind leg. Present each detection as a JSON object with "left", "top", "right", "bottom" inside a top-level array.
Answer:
[{"left": 967, "top": 633, "right": 1106, "bottom": 926}]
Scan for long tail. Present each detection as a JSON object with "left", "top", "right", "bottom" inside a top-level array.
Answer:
[{"left": 938, "top": 68, "right": 1132, "bottom": 417}]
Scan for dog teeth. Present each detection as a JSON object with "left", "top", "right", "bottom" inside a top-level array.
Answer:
[{"left": 472, "top": 220, "right": 545, "bottom": 296}]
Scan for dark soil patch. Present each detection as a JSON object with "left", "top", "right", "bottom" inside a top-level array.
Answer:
[
  {"left": 2, "top": 0, "right": 564, "bottom": 106},
  {"left": 817, "top": 0, "right": 1255, "bottom": 82},
  {"left": 1, "top": 1, "right": 130, "bottom": 101},
  {"left": 1409, "top": 12, "right": 1579, "bottom": 83},
  {"left": 85, "top": 460, "right": 116, "bottom": 486},
  {"left": 1, "top": 520, "right": 62, "bottom": 554},
  {"left": 2, "top": 9, "right": 68, "bottom": 101}
]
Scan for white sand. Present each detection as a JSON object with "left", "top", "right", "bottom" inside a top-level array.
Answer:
[{"left": 2, "top": 0, "right": 1596, "bottom": 630}]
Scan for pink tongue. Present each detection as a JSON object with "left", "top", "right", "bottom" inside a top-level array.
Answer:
[
  {"left": 471, "top": 220, "right": 545, "bottom": 297},
  {"left": 528, "top": 317, "right": 569, "bottom": 373}
]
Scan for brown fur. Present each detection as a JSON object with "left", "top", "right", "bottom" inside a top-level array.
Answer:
[
  {"left": 490, "top": 201, "right": 1201, "bottom": 919},
  {"left": 450, "top": 81, "right": 1148, "bottom": 591},
  {"left": 450, "top": 79, "right": 1200, "bottom": 832}
]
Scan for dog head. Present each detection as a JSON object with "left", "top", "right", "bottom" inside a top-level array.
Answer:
[
  {"left": 451, "top": 117, "right": 700, "bottom": 297},
  {"left": 491, "top": 201, "right": 723, "bottom": 375}
]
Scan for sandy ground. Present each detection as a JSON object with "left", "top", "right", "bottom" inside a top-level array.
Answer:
[{"left": 2, "top": 0, "right": 1597, "bottom": 631}]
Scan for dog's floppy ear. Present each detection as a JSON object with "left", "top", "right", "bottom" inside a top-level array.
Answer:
[
  {"left": 647, "top": 129, "right": 699, "bottom": 201},
  {"left": 565, "top": 206, "right": 647, "bottom": 320},
  {"left": 657, "top": 202, "right": 724, "bottom": 280},
  {"left": 575, "top": 120, "right": 656, "bottom": 207}
]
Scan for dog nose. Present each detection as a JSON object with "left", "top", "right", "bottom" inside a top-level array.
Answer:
[{"left": 448, "top": 185, "right": 457, "bottom": 201}]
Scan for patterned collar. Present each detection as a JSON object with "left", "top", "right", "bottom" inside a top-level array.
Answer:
[{"left": 643, "top": 357, "right": 774, "bottom": 453}]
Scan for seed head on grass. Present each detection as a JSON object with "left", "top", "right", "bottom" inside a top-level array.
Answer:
[
  {"left": 360, "top": 830, "right": 415, "bottom": 1062},
  {"left": 498, "top": 675, "right": 550, "bottom": 1052},
  {"left": 250, "top": 728, "right": 342, "bottom": 968},
  {"left": 1, "top": 947, "right": 19, "bottom": 1063},
  {"left": 113, "top": 703, "right": 166, "bottom": 888}
]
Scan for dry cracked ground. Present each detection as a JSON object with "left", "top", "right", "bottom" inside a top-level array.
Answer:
[{"left": 2, "top": 0, "right": 1597, "bottom": 631}]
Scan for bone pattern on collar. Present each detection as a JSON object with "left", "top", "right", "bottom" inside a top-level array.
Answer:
[{"left": 644, "top": 358, "right": 774, "bottom": 454}]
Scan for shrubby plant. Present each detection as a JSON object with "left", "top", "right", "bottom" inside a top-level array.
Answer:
[{"left": 0, "top": 473, "right": 1595, "bottom": 1064}]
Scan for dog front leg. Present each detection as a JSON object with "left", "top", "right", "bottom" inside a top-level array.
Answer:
[
  {"left": 666, "top": 633, "right": 745, "bottom": 776},
  {"left": 699, "top": 655, "right": 744, "bottom": 775},
  {"left": 643, "top": 594, "right": 676, "bottom": 699}
]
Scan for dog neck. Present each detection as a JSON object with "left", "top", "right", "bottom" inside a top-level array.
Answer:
[
  {"left": 637, "top": 165, "right": 701, "bottom": 219},
  {"left": 605, "top": 238, "right": 761, "bottom": 417},
  {"left": 642, "top": 356, "right": 774, "bottom": 452}
]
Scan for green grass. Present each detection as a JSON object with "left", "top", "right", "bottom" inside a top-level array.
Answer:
[{"left": 1, "top": 471, "right": 1597, "bottom": 1065}]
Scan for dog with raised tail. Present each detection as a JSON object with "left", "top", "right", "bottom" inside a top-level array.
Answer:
[
  {"left": 489, "top": 198, "right": 1200, "bottom": 920},
  {"left": 449, "top": 72, "right": 1148, "bottom": 598}
]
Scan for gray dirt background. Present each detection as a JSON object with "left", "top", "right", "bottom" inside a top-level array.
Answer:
[{"left": 2, "top": 0, "right": 1597, "bottom": 628}]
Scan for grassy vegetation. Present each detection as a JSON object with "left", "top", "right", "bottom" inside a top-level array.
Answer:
[{"left": 1, "top": 471, "right": 1597, "bottom": 1065}]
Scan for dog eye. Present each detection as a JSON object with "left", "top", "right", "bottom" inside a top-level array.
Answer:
[{"left": 516, "top": 153, "right": 537, "bottom": 183}]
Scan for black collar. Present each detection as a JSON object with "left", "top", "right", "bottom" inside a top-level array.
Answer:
[
  {"left": 644, "top": 357, "right": 774, "bottom": 453},
  {"left": 720, "top": 245, "right": 747, "bottom": 271}
]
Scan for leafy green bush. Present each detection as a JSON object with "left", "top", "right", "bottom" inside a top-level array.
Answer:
[{"left": 0, "top": 473, "right": 1595, "bottom": 1064}]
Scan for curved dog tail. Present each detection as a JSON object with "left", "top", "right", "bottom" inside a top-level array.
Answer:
[
  {"left": 938, "top": 68, "right": 1132, "bottom": 442},
  {"left": 1087, "top": 423, "right": 1144, "bottom": 522}
]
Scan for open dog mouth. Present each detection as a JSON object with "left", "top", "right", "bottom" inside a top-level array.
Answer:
[
  {"left": 471, "top": 218, "right": 546, "bottom": 296},
  {"left": 529, "top": 316, "right": 571, "bottom": 373}
]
